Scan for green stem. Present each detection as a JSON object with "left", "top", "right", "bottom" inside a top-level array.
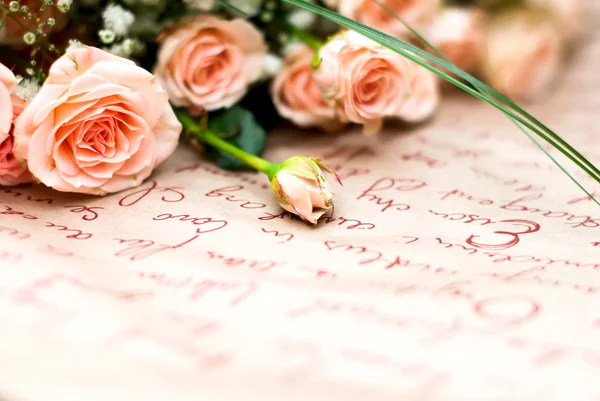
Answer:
[
  {"left": 286, "top": 23, "right": 323, "bottom": 50},
  {"left": 176, "top": 110, "right": 280, "bottom": 180}
]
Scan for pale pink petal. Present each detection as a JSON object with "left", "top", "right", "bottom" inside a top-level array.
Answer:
[
  {"left": 0, "top": 63, "right": 19, "bottom": 93},
  {"left": 277, "top": 173, "right": 314, "bottom": 222},
  {"left": 0, "top": 83, "right": 12, "bottom": 138},
  {"left": 153, "top": 103, "right": 182, "bottom": 165}
]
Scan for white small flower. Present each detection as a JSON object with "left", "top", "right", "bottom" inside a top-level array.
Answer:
[
  {"left": 228, "top": 0, "right": 263, "bottom": 16},
  {"left": 102, "top": 4, "right": 135, "bottom": 37},
  {"left": 184, "top": 0, "right": 215, "bottom": 10},
  {"left": 98, "top": 29, "right": 116, "bottom": 44},
  {"left": 104, "top": 43, "right": 126, "bottom": 57},
  {"left": 263, "top": 53, "right": 283, "bottom": 77},
  {"left": 23, "top": 32, "right": 36, "bottom": 45},
  {"left": 14, "top": 78, "right": 41, "bottom": 101},
  {"left": 287, "top": 10, "right": 316, "bottom": 29},
  {"left": 56, "top": 0, "right": 73, "bottom": 12},
  {"left": 122, "top": 38, "right": 144, "bottom": 55},
  {"left": 282, "top": 40, "right": 305, "bottom": 57},
  {"left": 66, "top": 39, "right": 83, "bottom": 52}
]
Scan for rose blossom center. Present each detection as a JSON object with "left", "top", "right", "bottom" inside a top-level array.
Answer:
[
  {"left": 174, "top": 31, "right": 241, "bottom": 93},
  {"left": 0, "top": 134, "right": 16, "bottom": 165},
  {"left": 82, "top": 123, "right": 115, "bottom": 155},
  {"left": 353, "top": 59, "right": 396, "bottom": 109},
  {"left": 284, "top": 66, "right": 327, "bottom": 109}
]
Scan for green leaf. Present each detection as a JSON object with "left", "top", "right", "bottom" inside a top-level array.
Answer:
[{"left": 207, "top": 106, "right": 267, "bottom": 170}]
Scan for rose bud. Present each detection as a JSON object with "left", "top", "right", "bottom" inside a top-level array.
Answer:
[
  {"left": 154, "top": 15, "right": 267, "bottom": 113},
  {"left": 427, "top": 7, "right": 486, "bottom": 74},
  {"left": 312, "top": 29, "right": 414, "bottom": 135},
  {"left": 271, "top": 45, "right": 343, "bottom": 132},
  {"left": 335, "top": 0, "right": 440, "bottom": 37},
  {"left": 270, "top": 156, "right": 341, "bottom": 225},
  {"left": 481, "top": 8, "right": 565, "bottom": 101}
]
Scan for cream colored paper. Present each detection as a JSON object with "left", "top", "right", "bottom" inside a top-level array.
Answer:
[{"left": 1, "top": 9, "right": 600, "bottom": 401}]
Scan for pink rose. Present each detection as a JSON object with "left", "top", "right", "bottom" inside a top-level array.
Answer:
[
  {"left": 336, "top": 0, "right": 439, "bottom": 37},
  {"left": 271, "top": 45, "right": 342, "bottom": 132},
  {"left": 396, "top": 62, "right": 439, "bottom": 123},
  {"left": 13, "top": 46, "right": 182, "bottom": 195},
  {"left": 154, "top": 15, "right": 267, "bottom": 113},
  {"left": 428, "top": 7, "right": 486, "bottom": 73},
  {"left": 481, "top": 8, "right": 565, "bottom": 101},
  {"left": 528, "top": 0, "right": 584, "bottom": 41},
  {"left": 0, "top": 63, "right": 33, "bottom": 186},
  {"left": 312, "top": 30, "right": 414, "bottom": 135},
  {"left": 0, "top": 0, "right": 68, "bottom": 46}
]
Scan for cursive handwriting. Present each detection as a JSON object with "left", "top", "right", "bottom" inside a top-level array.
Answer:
[
  {"left": 45, "top": 222, "right": 93, "bottom": 240},
  {"left": 429, "top": 210, "right": 541, "bottom": 250},
  {"left": 320, "top": 215, "right": 376, "bottom": 230},
  {"left": 113, "top": 235, "right": 199, "bottom": 261},
  {"left": 358, "top": 178, "right": 426, "bottom": 212},
  {"left": 261, "top": 228, "right": 294, "bottom": 243},
  {"left": 138, "top": 272, "right": 257, "bottom": 305},
  {"left": 400, "top": 151, "right": 447, "bottom": 168},
  {"left": 0, "top": 189, "right": 53, "bottom": 204},
  {"left": 205, "top": 185, "right": 266, "bottom": 209},
  {"left": 0, "top": 225, "right": 30, "bottom": 240},
  {"left": 118, "top": 180, "right": 185, "bottom": 207},
  {"left": 153, "top": 213, "right": 228, "bottom": 234},
  {"left": 207, "top": 250, "right": 282, "bottom": 272},
  {"left": 0, "top": 204, "right": 38, "bottom": 219},
  {"left": 63, "top": 205, "right": 104, "bottom": 221},
  {"left": 324, "top": 240, "right": 456, "bottom": 274},
  {"left": 435, "top": 237, "right": 600, "bottom": 269},
  {"left": 440, "top": 190, "right": 600, "bottom": 228}
]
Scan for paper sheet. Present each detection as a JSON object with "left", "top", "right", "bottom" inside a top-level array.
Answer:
[{"left": 1, "top": 7, "right": 600, "bottom": 401}]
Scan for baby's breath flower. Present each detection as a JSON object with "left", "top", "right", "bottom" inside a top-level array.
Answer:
[
  {"left": 66, "top": 39, "right": 82, "bottom": 51},
  {"left": 282, "top": 40, "right": 305, "bottom": 57},
  {"left": 228, "top": 0, "right": 263, "bottom": 16},
  {"left": 287, "top": 10, "right": 316, "bottom": 29},
  {"left": 104, "top": 43, "right": 126, "bottom": 57},
  {"left": 8, "top": 1, "right": 19, "bottom": 12},
  {"left": 122, "top": 37, "right": 144, "bottom": 55},
  {"left": 23, "top": 32, "right": 36, "bottom": 45},
  {"left": 183, "top": 0, "right": 216, "bottom": 11},
  {"left": 47, "top": 17, "right": 56, "bottom": 26},
  {"left": 98, "top": 29, "right": 116, "bottom": 44},
  {"left": 102, "top": 4, "right": 135, "bottom": 37},
  {"left": 263, "top": 53, "right": 283, "bottom": 77},
  {"left": 56, "top": 0, "right": 72, "bottom": 12},
  {"left": 14, "top": 78, "right": 41, "bottom": 101}
]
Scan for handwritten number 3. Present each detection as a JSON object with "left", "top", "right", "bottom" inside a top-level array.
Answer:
[{"left": 466, "top": 219, "right": 541, "bottom": 250}]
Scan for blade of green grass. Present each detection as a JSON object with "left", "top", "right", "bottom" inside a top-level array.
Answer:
[
  {"left": 373, "top": 0, "right": 600, "bottom": 206},
  {"left": 215, "top": 0, "right": 599, "bottom": 203},
  {"left": 279, "top": 0, "right": 600, "bottom": 190},
  {"left": 217, "top": 0, "right": 249, "bottom": 16}
]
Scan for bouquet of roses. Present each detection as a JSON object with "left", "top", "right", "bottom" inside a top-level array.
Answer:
[{"left": 0, "top": 0, "right": 595, "bottom": 225}]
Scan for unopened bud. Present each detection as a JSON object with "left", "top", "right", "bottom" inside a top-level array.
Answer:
[{"left": 270, "top": 156, "right": 341, "bottom": 225}]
